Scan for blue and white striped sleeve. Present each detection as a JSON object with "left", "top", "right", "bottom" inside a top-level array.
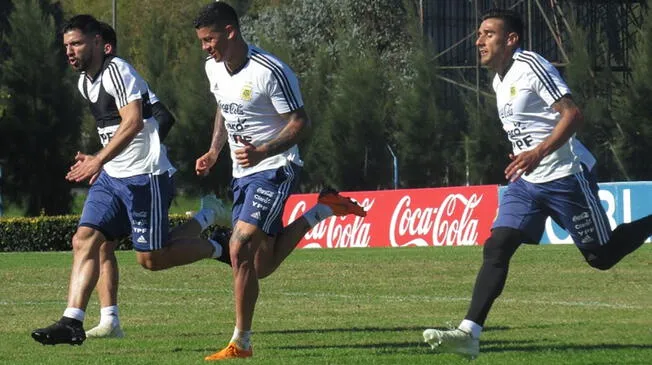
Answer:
[
  {"left": 102, "top": 58, "right": 145, "bottom": 110},
  {"left": 251, "top": 51, "right": 303, "bottom": 114},
  {"left": 520, "top": 51, "right": 571, "bottom": 106}
]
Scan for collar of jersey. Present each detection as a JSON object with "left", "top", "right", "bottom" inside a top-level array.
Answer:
[
  {"left": 225, "top": 45, "right": 250, "bottom": 76},
  {"left": 84, "top": 55, "right": 114, "bottom": 83}
]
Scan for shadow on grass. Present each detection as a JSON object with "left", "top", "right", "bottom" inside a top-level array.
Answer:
[
  {"left": 268, "top": 340, "right": 652, "bottom": 353},
  {"left": 172, "top": 338, "right": 652, "bottom": 355},
  {"left": 482, "top": 341, "right": 652, "bottom": 353}
]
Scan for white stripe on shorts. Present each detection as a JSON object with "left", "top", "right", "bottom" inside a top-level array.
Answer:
[
  {"left": 575, "top": 171, "right": 610, "bottom": 245},
  {"left": 263, "top": 165, "right": 296, "bottom": 233}
]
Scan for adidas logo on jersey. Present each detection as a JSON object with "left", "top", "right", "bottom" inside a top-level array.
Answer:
[
  {"left": 137, "top": 235, "right": 148, "bottom": 243},
  {"left": 250, "top": 211, "right": 261, "bottom": 220}
]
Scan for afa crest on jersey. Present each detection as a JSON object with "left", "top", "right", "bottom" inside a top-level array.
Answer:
[{"left": 240, "top": 84, "right": 253, "bottom": 101}]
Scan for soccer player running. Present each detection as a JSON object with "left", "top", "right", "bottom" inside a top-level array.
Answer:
[
  {"left": 31, "top": 14, "right": 229, "bottom": 346},
  {"left": 422, "top": 8, "right": 652, "bottom": 359},
  {"left": 83, "top": 22, "right": 229, "bottom": 339},
  {"left": 193, "top": 2, "right": 366, "bottom": 360}
]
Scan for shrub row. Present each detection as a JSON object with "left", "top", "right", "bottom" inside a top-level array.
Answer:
[{"left": 0, "top": 215, "right": 224, "bottom": 252}]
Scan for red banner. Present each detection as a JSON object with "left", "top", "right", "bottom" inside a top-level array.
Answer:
[{"left": 282, "top": 185, "right": 499, "bottom": 248}]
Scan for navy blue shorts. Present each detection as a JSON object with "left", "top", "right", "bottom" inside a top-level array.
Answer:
[
  {"left": 79, "top": 170, "right": 174, "bottom": 251},
  {"left": 231, "top": 163, "right": 301, "bottom": 235},
  {"left": 493, "top": 166, "right": 611, "bottom": 248}
]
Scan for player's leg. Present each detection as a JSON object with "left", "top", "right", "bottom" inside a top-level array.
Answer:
[
  {"left": 32, "top": 172, "right": 123, "bottom": 345},
  {"left": 86, "top": 240, "right": 124, "bottom": 338},
  {"left": 251, "top": 164, "right": 366, "bottom": 278},
  {"left": 423, "top": 178, "right": 545, "bottom": 358},
  {"left": 205, "top": 225, "right": 262, "bottom": 361},
  {"left": 554, "top": 168, "right": 652, "bottom": 270},
  {"left": 254, "top": 189, "right": 366, "bottom": 278},
  {"left": 125, "top": 173, "right": 224, "bottom": 270},
  {"left": 168, "top": 193, "right": 229, "bottom": 241},
  {"left": 206, "top": 169, "right": 286, "bottom": 360}
]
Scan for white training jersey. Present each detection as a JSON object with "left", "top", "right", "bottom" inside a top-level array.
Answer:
[
  {"left": 573, "top": 139, "right": 596, "bottom": 171},
  {"left": 77, "top": 56, "right": 174, "bottom": 178},
  {"left": 205, "top": 45, "right": 304, "bottom": 178},
  {"left": 493, "top": 48, "right": 581, "bottom": 183},
  {"left": 148, "top": 86, "right": 159, "bottom": 104}
]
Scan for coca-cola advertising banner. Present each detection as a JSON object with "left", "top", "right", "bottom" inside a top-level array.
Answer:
[{"left": 282, "top": 185, "right": 499, "bottom": 248}]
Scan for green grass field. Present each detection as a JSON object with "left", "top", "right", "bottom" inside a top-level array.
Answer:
[{"left": 0, "top": 245, "right": 650, "bottom": 364}]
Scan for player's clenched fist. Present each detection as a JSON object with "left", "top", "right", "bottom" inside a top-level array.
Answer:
[{"left": 196, "top": 150, "right": 218, "bottom": 176}]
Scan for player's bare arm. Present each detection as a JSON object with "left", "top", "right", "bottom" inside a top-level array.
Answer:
[
  {"left": 505, "top": 95, "right": 583, "bottom": 181},
  {"left": 196, "top": 110, "right": 228, "bottom": 176},
  {"left": 234, "top": 107, "right": 310, "bottom": 168},
  {"left": 66, "top": 100, "right": 144, "bottom": 183}
]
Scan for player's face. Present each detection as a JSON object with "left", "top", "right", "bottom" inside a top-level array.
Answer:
[
  {"left": 196, "top": 26, "right": 229, "bottom": 62},
  {"left": 63, "top": 30, "right": 100, "bottom": 72},
  {"left": 475, "top": 18, "right": 514, "bottom": 71}
]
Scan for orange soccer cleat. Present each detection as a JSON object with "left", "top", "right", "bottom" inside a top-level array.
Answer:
[
  {"left": 317, "top": 188, "right": 367, "bottom": 217},
  {"left": 204, "top": 342, "right": 253, "bottom": 361}
]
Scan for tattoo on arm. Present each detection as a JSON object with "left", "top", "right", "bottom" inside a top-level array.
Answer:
[
  {"left": 261, "top": 107, "right": 310, "bottom": 156},
  {"left": 211, "top": 111, "right": 228, "bottom": 152}
]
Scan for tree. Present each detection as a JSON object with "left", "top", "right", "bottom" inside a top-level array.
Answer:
[
  {"left": 322, "top": 37, "right": 393, "bottom": 190},
  {"left": 242, "top": 0, "right": 421, "bottom": 190},
  {"left": 465, "top": 93, "right": 508, "bottom": 185},
  {"left": 394, "top": 41, "right": 463, "bottom": 187},
  {"left": 610, "top": 7, "right": 652, "bottom": 181},
  {"left": 0, "top": 0, "right": 83, "bottom": 215},
  {"left": 563, "top": 17, "right": 623, "bottom": 181}
]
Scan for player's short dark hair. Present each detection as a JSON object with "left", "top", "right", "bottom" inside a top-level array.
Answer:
[
  {"left": 481, "top": 8, "right": 524, "bottom": 42},
  {"left": 193, "top": 2, "right": 240, "bottom": 31},
  {"left": 62, "top": 14, "right": 101, "bottom": 36},
  {"left": 99, "top": 22, "right": 117, "bottom": 50}
]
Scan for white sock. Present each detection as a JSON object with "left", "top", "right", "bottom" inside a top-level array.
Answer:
[
  {"left": 63, "top": 307, "right": 85, "bottom": 322},
  {"left": 193, "top": 208, "right": 216, "bottom": 231},
  {"left": 459, "top": 319, "right": 482, "bottom": 339},
  {"left": 99, "top": 305, "right": 119, "bottom": 327},
  {"left": 230, "top": 327, "right": 252, "bottom": 350},
  {"left": 208, "top": 239, "right": 222, "bottom": 259},
  {"left": 302, "top": 204, "right": 334, "bottom": 227}
]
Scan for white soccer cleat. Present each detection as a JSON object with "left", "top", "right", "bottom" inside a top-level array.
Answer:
[
  {"left": 85, "top": 323, "right": 125, "bottom": 338},
  {"left": 423, "top": 328, "right": 479, "bottom": 359},
  {"left": 200, "top": 194, "right": 230, "bottom": 225}
]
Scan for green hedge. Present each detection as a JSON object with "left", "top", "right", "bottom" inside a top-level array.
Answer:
[{"left": 0, "top": 215, "right": 223, "bottom": 252}]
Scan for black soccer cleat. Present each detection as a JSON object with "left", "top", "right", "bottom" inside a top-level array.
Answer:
[
  {"left": 31, "top": 319, "right": 86, "bottom": 346},
  {"left": 210, "top": 226, "right": 232, "bottom": 266}
]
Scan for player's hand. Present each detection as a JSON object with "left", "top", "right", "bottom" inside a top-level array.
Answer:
[
  {"left": 504, "top": 149, "right": 544, "bottom": 182},
  {"left": 66, "top": 151, "right": 102, "bottom": 183},
  {"left": 196, "top": 150, "right": 218, "bottom": 176},
  {"left": 234, "top": 138, "right": 266, "bottom": 168}
]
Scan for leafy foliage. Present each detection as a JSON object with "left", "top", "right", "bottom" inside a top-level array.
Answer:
[
  {"left": 466, "top": 94, "right": 509, "bottom": 185},
  {"left": 611, "top": 6, "right": 652, "bottom": 181},
  {"left": 0, "top": 0, "right": 83, "bottom": 215},
  {"left": 0, "top": 214, "right": 225, "bottom": 251},
  {"left": 3, "top": 1, "right": 652, "bottom": 216},
  {"left": 564, "top": 18, "right": 624, "bottom": 181}
]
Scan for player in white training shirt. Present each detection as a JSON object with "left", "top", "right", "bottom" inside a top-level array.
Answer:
[
  {"left": 82, "top": 21, "right": 226, "bottom": 340},
  {"left": 32, "top": 14, "right": 227, "bottom": 347},
  {"left": 192, "top": 2, "right": 366, "bottom": 361},
  {"left": 422, "top": 8, "right": 652, "bottom": 359}
]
